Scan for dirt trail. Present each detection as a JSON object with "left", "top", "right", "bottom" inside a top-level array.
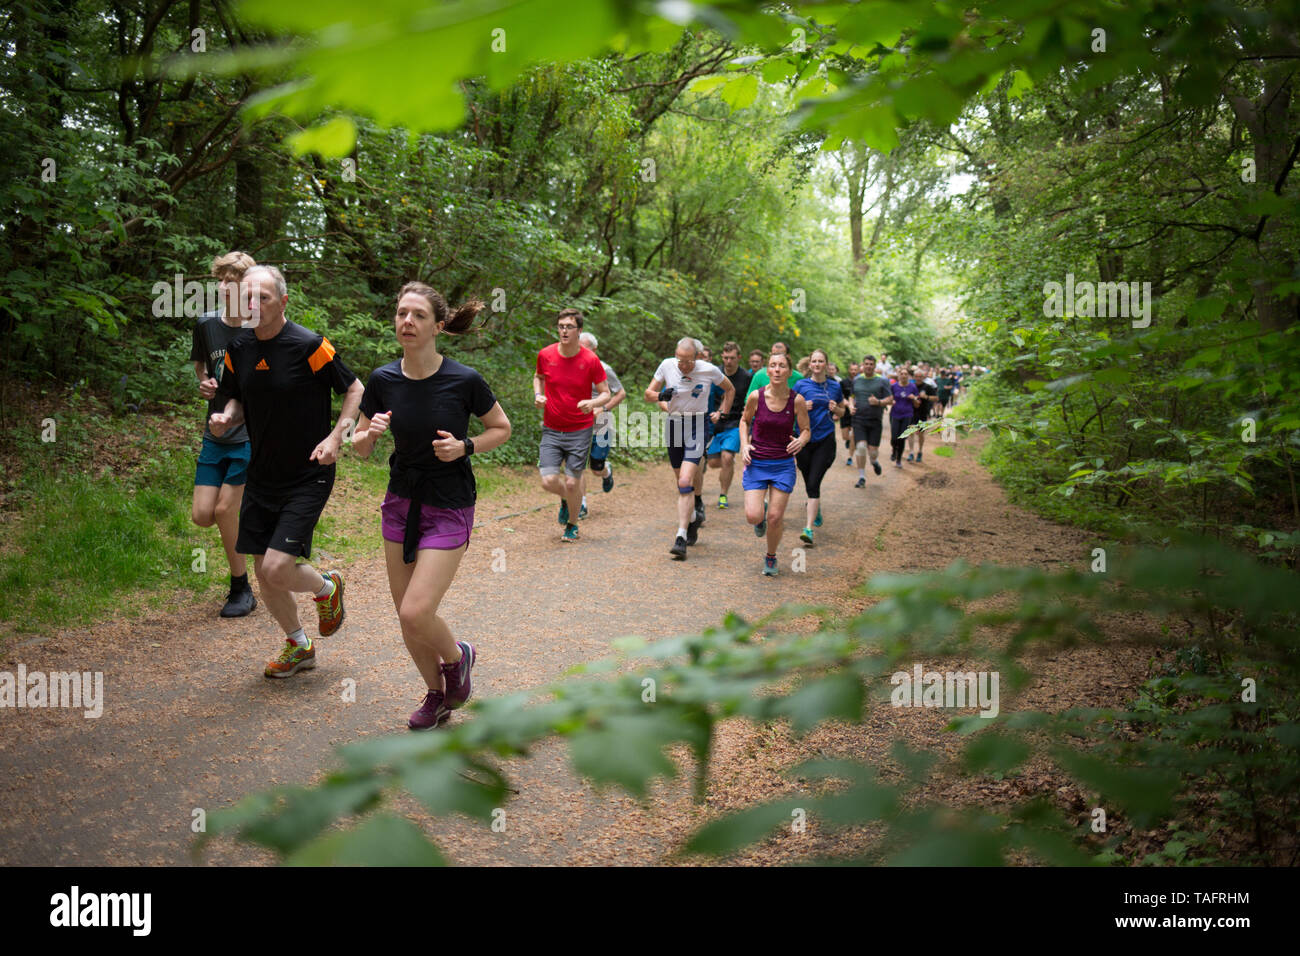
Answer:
[{"left": 0, "top": 434, "right": 1150, "bottom": 865}]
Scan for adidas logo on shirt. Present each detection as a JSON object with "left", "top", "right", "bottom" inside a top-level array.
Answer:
[{"left": 255, "top": 359, "right": 269, "bottom": 370}]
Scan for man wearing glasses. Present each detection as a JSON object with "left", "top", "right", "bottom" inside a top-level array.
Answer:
[{"left": 534, "top": 308, "right": 611, "bottom": 542}]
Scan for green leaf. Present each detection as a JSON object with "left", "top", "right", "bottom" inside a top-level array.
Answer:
[
  {"left": 569, "top": 713, "right": 682, "bottom": 796},
  {"left": 889, "top": 829, "right": 1005, "bottom": 866},
  {"left": 932, "top": 445, "right": 954, "bottom": 457},
  {"left": 683, "top": 798, "right": 805, "bottom": 855},
  {"left": 964, "top": 733, "right": 1030, "bottom": 774},
  {"left": 401, "top": 754, "right": 508, "bottom": 820},
  {"left": 1054, "top": 749, "right": 1179, "bottom": 828},
  {"left": 775, "top": 671, "right": 864, "bottom": 735},
  {"left": 719, "top": 74, "right": 759, "bottom": 110},
  {"left": 285, "top": 813, "right": 446, "bottom": 866},
  {"left": 289, "top": 115, "right": 357, "bottom": 157}
]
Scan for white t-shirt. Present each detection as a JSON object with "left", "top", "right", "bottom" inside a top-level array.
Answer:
[
  {"left": 653, "top": 358, "right": 726, "bottom": 416},
  {"left": 593, "top": 361, "right": 624, "bottom": 433}
]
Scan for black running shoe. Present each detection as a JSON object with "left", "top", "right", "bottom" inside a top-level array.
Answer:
[
  {"left": 220, "top": 587, "right": 256, "bottom": 618},
  {"left": 686, "top": 516, "right": 700, "bottom": 546},
  {"left": 854, "top": 477, "right": 866, "bottom": 488},
  {"left": 602, "top": 465, "right": 614, "bottom": 493},
  {"left": 670, "top": 535, "right": 688, "bottom": 559},
  {"left": 873, "top": 461, "right": 882, "bottom": 476}
]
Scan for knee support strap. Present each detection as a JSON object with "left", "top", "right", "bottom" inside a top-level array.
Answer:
[{"left": 678, "top": 483, "right": 695, "bottom": 495}]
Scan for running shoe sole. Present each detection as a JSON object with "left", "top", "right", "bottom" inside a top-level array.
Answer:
[
  {"left": 670, "top": 537, "right": 688, "bottom": 559},
  {"left": 265, "top": 646, "right": 316, "bottom": 679}
]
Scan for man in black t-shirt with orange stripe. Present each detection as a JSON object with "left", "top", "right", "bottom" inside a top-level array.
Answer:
[{"left": 211, "top": 265, "right": 363, "bottom": 678}]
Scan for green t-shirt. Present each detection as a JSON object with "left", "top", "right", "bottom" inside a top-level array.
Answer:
[{"left": 746, "top": 368, "right": 803, "bottom": 397}]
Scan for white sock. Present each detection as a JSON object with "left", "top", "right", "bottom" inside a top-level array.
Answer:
[
  {"left": 582, "top": 495, "right": 588, "bottom": 507},
  {"left": 858, "top": 469, "right": 866, "bottom": 478},
  {"left": 286, "top": 628, "right": 309, "bottom": 647},
  {"left": 315, "top": 576, "right": 334, "bottom": 599},
  {"left": 677, "top": 526, "right": 688, "bottom": 539}
]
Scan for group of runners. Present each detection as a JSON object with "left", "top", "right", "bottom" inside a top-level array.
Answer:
[{"left": 187, "top": 250, "right": 977, "bottom": 730}]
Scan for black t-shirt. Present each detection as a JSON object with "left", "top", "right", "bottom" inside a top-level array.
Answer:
[
  {"left": 216, "top": 320, "right": 357, "bottom": 496},
  {"left": 914, "top": 381, "right": 938, "bottom": 421},
  {"left": 190, "top": 312, "right": 251, "bottom": 444},
  {"left": 360, "top": 358, "right": 497, "bottom": 509},
  {"left": 716, "top": 367, "right": 752, "bottom": 429}
]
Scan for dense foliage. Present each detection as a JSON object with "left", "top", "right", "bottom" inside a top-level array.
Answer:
[{"left": 5, "top": 0, "right": 1298, "bottom": 863}]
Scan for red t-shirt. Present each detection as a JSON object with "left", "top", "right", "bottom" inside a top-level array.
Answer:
[{"left": 536, "top": 343, "right": 607, "bottom": 432}]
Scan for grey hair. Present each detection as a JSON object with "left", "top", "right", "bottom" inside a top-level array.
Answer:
[
  {"left": 580, "top": 331, "right": 598, "bottom": 350},
  {"left": 676, "top": 337, "right": 699, "bottom": 355},
  {"left": 244, "top": 264, "right": 287, "bottom": 298}
]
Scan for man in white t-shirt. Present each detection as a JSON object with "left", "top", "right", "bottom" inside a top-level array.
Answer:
[
  {"left": 645, "top": 337, "right": 734, "bottom": 559},
  {"left": 578, "top": 331, "right": 626, "bottom": 515}
]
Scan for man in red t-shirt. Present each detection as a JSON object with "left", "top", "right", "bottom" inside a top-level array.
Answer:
[{"left": 533, "top": 308, "right": 611, "bottom": 542}]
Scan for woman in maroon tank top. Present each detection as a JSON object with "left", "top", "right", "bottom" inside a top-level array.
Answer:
[{"left": 739, "top": 352, "right": 811, "bottom": 576}]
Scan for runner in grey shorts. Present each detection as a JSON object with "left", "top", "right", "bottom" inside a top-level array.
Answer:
[{"left": 538, "top": 426, "right": 594, "bottom": 478}]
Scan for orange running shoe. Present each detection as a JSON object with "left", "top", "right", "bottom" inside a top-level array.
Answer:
[
  {"left": 265, "top": 639, "right": 315, "bottom": 678},
  {"left": 314, "top": 570, "right": 345, "bottom": 636}
]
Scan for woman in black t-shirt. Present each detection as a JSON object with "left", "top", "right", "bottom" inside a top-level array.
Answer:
[{"left": 352, "top": 282, "right": 512, "bottom": 731}]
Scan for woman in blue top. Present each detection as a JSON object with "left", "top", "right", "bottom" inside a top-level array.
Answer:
[
  {"left": 889, "top": 367, "right": 920, "bottom": 468},
  {"left": 791, "top": 349, "right": 844, "bottom": 546}
]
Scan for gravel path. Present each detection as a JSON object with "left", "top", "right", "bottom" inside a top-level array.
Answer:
[{"left": 1, "top": 443, "right": 909, "bottom": 865}]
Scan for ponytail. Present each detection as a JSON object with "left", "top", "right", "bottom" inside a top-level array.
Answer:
[{"left": 396, "top": 282, "right": 485, "bottom": 335}]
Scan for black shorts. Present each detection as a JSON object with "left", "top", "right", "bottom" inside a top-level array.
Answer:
[
  {"left": 667, "top": 414, "right": 707, "bottom": 469},
  {"left": 237, "top": 476, "right": 335, "bottom": 559},
  {"left": 853, "top": 417, "right": 883, "bottom": 446},
  {"left": 841, "top": 410, "right": 852, "bottom": 429}
]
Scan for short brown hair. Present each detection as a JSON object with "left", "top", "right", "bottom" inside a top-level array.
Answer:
[
  {"left": 210, "top": 251, "right": 256, "bottom": 281},
  {"left": 557, "top": 307, "right": 584, "bottom": 329},
  {"left": 722, "top": 341, "right": 740, "bottom": 355}
]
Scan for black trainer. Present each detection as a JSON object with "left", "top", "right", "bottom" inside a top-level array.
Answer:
[
  {"left": 854, "top": 476, "right": 866, "bottom": 488},
  {"left": 686, "top": 516, "right": 701, "bottom": 546},
  {"left": 220, "top": 587, "right": 257, "bottom": 618},
  {"left": 670, "top": 535, "right": 688, "bottom": 559},
  {"left": 873, "top": 461, "right": 883, "bottom": 475}
]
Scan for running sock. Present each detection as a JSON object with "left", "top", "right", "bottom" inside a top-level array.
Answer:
[
  {"left": 230, "top": 572, "right": 249, "bottom": 592},
  {"left": 858, "top": 469, "right": 866, "bottom": 479},
  {"left": 694, "top": 494, "right": 702, "bottom": 509},
  {"left": 315, "top": 576, "right": 334, "bottom": 599},
  {"left": 287, "top": 627, "right": 309, "bottom": 647},
  {"left": 678, "top": 526, "right": 689, "bottom": 539},
  {"left": 766, "top": 553, "right": 776, "bottom": 560},
  {"left": 582, "top": 495, "right": 588, "bottom": 507}
]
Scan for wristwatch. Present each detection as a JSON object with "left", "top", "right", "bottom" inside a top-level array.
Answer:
[{"left": 463, "top": 438, "right": 475, "bottom": 457}]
